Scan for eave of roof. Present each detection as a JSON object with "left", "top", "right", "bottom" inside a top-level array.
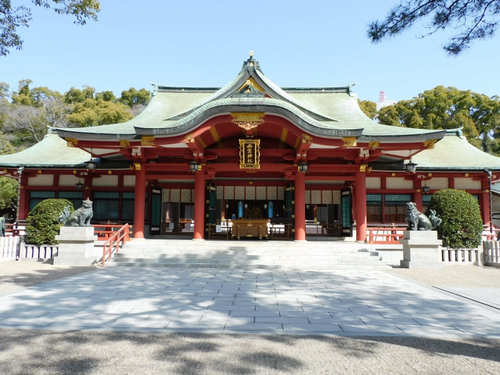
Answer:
[
  {"left": 0, "top": 133, "right": 91, "bottom": 168},
  {"left": 413, "top": 129, "right": 500, "bottom": 171}
]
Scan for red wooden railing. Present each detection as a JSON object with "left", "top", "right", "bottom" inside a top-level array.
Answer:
[
  {"left": 101, "top": 223, "right": 130, "bottom": 265},
  {"left": 367, "top": 225, "right": 406, "bottom": 244},
  {"left": 93, "top": 224, "right": 133, "bottom": 241}
]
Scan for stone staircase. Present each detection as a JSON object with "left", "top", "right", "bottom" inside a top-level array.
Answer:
[{"left": 111, "top": 239, "right": 390, "bottom": 270}]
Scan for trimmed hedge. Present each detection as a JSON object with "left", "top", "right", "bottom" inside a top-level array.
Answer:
[
  {"left": 25, "top": 199, "right": 74, "bottom": 245},
  {"left": 428, "top": 189, "right": 483, "bottom": 248}
]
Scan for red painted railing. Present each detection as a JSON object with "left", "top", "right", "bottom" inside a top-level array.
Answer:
[
  {"left": 93, "top": 224, "right": 133, "bottom": 241},
  {"left": 367, "top": 225, "right": 406, "bottom": 244},
  {"left": 101, "top": 223, "right": 130, "bottom": 265}
]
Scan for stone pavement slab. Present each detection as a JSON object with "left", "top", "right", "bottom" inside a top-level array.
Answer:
[{"left": 0, "top": 265, "right": 499, "bottom": 338}]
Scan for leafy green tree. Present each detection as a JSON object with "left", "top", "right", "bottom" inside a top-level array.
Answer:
[
  {"left": 0, "top": 0, "right": 100, "bottom": 56},
  {"left": 96, "top": 90, "right": 116, "bottom": 102},
  {"left": 64, "top": 86, "right": 95, "bottom": 104},
  {"left": 0, "top": 176, "right": 18, "bottom": 220},
  {"left": 12, "top": 80, "right": 62, "bottom": 107},
  {"left": 378, "top": 86, "right": 500, "bottom": 154},
  {"left": 67, "top": 98, "right": 132, "bottom": 127},
  {"left": 369, "top": 0, "right": 500, "bottom": 55},
  {"left": 25, "top": 199, "right": 74, "bottom": 245},
  {"left": 120, "top": 88, "right": 150, "bottom": 107},
  {"left": 358, "top": 99, "right": 377, "bottom": 120},
  {"left": 0, "top": 134, "right": 17, "bottom": 219},
  {"left": 429, "top": 189, "right": 483, "bottom": 248}
]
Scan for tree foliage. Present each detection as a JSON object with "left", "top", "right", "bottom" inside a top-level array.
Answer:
[
  {"left": 67, "top": 98, "right": 132, "bottom": 127},
  {"left": 25, "top": 198, "right": 73, "bottom": 245},
  {"left": 0, "top": 81, "right": 149, "bottom": 147},
  {"left": 369, "top": 0, "right": 500, "bottom": 55},
  {"left": 0, "top": 0, "right": 100, "bottom": 56},
  {"left": 429, "top": 189, "right": 483, "bottom": 248},
  {"left": 377, "top": 86, "right": 500, "bottom": 154},
  {"left": 358, "top": 99, "right": 377, "bottom": 120},
  {"left": 0, "top": 137, "right": 18, "bottom": 220}
]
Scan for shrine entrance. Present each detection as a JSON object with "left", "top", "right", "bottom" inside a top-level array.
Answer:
[{"left": 149, "top": 182, "right": 349, "bottom": 240}]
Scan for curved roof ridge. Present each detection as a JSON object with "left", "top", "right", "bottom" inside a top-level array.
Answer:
[
  {"left": 135, "top": 97, "right": 363, "bottom": 138},
  {"left": 164, "top": 56, "right": 339, "bottom": 123}
]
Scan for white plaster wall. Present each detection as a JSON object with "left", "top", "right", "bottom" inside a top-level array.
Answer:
[
  {"left": 124, "top": 176, "right": 135, "bottom": 187},
  {"left": 58, "top": 175, "right": 80, "bottom": 186},
  {"left": 454, "top": 177, "right": 481, "bottom": 190},
  {"left": 92, "top": 175, "right": 118, "bottom": 187},
  {"left": 366, "top": 177, "right": 381, "bottom": 189},
  {"left": 426, "top": 177, "right": 448, "bottom": 190},
  {"left": 28, "top": 174, "right": 53, "bottom": 186},
  {"left": 386, "top": 177, "right": 413, "bottom": 189}
]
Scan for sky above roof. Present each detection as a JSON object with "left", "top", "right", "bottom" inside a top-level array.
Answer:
[{"left": 1, "top": 1, "right": 499, "bottom": 103}]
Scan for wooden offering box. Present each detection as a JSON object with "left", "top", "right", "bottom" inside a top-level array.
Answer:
[{"left": 231, "top": 219, "right": 269, "bottom": 239}]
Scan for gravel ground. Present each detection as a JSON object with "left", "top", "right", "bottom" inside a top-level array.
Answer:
[
  {"left": 0, "top": 260, "right": 96, "bottom": 296},
  {"left": 0, "top": 329, "right": 499, "bottom": 375}
]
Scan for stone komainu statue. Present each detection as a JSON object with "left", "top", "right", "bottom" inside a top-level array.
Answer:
[
  {"left": 406, "top": 202, "right": 441, "bottom": 231},
  {"left": 59, "top": 199, "right": 93, "bottom": 227}
]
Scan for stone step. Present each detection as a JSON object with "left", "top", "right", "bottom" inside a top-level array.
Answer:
[{"left": 108, "top": 239, "right": 389, "bottom": 269}]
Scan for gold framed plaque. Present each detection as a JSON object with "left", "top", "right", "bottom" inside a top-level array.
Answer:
[{"left": 239, "top": 139, "right": 260, "bottom": 169}]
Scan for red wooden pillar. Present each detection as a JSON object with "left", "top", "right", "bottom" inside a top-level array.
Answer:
[
  {"left": 355, "top": 168, "right": 367, "bottom": 242},
  {"left": 294, "top": 171, "right": 306, "bottom": 241},
  {"left": 18, "top": 174, "right": 28, "bottom": 220},
  {"left": 133, "top": 165, "right": 146, "bottom": 239},
  {"left": 193, "top": 171, "right": 206, "bottom": 240},
  {"left": 83, "top": 175, "right": 92, "bottom": 200},
  {"left": 481, "top": 175, "right": 491, "bottom": 227},
  {"left": 414, "top": 178, "right": 423, "bottom": 212}
]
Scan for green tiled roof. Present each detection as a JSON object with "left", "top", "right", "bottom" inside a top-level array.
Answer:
[
  {"left": 0, "top": 133, "right": 91, "bottom": 167},
  {"left": 53, "top": 56, "right": 445, "bottom": 143},
  {"left": 413, "top": 130, "right": 500, "bottom": 171}
]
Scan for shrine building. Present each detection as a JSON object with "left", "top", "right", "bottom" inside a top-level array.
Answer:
[{"left": 0, "top": 55, "right": 499, "bottom": 241}]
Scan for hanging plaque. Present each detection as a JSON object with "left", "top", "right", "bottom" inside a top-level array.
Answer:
[{"left": 239, "top": 139, "right": 260, "bottom": 169}]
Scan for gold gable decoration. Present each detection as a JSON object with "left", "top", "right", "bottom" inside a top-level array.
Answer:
[
  {"left": 231, "top": 112, "right": 265, "bottom": 132},
  {"left": 239, "top": 139, "right": 260, "bottom": 169}
]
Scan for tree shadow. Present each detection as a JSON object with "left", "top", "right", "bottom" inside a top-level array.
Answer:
[{"left": 0, "top": 240, "right": 499, "bottom": 373}]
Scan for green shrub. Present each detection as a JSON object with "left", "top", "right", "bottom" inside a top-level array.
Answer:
[
  {"left": 25, "top": 199, "right": 74, "bottom": 245},
  {"left": 429, "top": 189, "right": 483, "bottom": 248}
]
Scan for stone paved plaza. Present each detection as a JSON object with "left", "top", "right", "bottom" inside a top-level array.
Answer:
[{"left": 0, "top": 240, "right": 499, "bottom": 338}]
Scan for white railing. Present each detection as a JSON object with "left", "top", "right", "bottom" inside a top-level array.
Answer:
[
  {"left": 483, "top": 241, "right": 500, "bottom": 266},
  {"left": 0, "top": 236, "right": 21, "bottom": 261},
  {"left": 19, "top": 244, "right": 58, "bottom": 260},
  {"left": 441, "top": 248, "right": 482, "bottom": 265}
]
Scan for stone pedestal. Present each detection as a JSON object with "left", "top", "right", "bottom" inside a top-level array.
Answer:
[
  {"left": 400, "top": 230, "right": 442, "bottom": 268},
  {"left": 54, "top": 226, "right": 96, "bottom": 266}
]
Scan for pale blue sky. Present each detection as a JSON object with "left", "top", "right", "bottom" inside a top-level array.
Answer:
[{"left": 1, "top": 1, "right": 499, "bottom": 102}]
